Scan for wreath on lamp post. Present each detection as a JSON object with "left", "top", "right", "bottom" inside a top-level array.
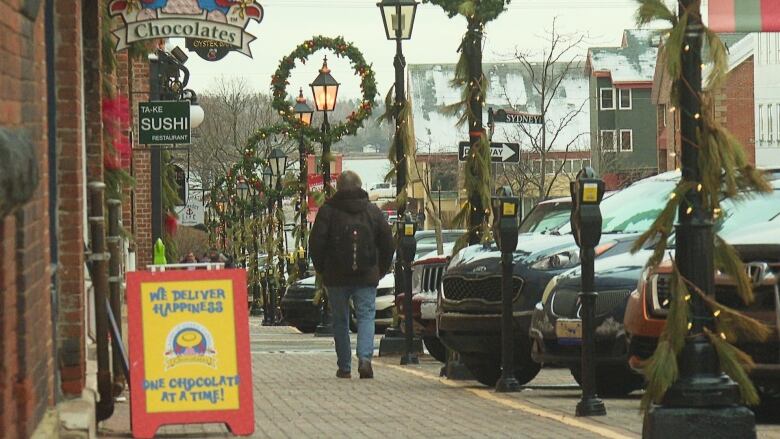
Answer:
[{"left": 270, "top": 35, "right": 378, "bottom": 145}]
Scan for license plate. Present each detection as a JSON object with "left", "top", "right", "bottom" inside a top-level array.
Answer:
[
  {"left": 421, "top": 302, "right": 437, "bottom": 320},
  {"left": 556, "top": 319, "right": 582, "bottom": 345}
]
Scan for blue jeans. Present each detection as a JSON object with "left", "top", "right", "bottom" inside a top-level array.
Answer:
[{"left": 328, "top": 286, "right": 376, "bottom": 372}]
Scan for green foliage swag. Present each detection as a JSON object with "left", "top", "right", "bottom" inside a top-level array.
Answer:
[
  {"left": 270, "top": 36, "right": 378, "bottom": 145},
  {"left": 425, "top": 0, "right": 511, "bottom": 250},
  {"left": 633, "top": 0, "right": 772, "bottom": 410}
]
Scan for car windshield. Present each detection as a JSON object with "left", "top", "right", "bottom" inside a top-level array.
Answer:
[
  {"left": 557, "top": 177, "right": 678, "bottom": 235},
  {"left": 715, "top": 189, "right": 780, "bottom": 235},
  {"left": 518, "top": 202, "right": 571, "bottom": 234}
]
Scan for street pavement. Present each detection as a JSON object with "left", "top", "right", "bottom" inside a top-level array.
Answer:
[{"left": 100, "top": 319, "right": 780, "bottom": 438}]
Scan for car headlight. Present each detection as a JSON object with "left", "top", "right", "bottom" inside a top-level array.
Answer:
[
  {"left": 647, "top": 273, "right": 672, "bottom": 317},
  {"left": 378, "top": 287, "right": 395, "bottom": 297},
  {"left": 529, "top": 241, "right": 616, "bottom": 271},
  {"left": 530, "top": 250, "right": 581, "bottom": 270},
  {"left": 447, "top": 248, "right": 464, "bottom": 270},
  {"left": 411, "top": 266, "right": 423, "bottom": 294}
]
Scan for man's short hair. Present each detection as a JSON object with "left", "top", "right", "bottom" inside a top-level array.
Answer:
[{"left": 337, "top": 170, "right": 362, "bottom": 191}]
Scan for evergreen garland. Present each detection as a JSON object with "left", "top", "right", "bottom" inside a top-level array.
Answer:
[
  {"left": 633, "top": 0, "right": 772, "bottom": 410},
  {"left": 270, "top": 36, "right": 377, "bottom": 145},
  {"left": 424, "top": 0, "right": 507, "bottom": 250}
]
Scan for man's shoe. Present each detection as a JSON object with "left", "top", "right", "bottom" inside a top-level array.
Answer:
[
  {"left": 358, "top": 359, "right": 373, "bottom": 379},
  {"left": 336, "top": 369, "right": 351, "bottom": 379}
]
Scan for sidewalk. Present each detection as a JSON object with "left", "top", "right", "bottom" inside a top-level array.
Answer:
[{"left": 99, "top": 321, "right": 780, "bottom": 438}]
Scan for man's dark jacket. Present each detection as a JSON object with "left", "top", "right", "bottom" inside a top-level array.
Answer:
[{"left": 310, "top": 188, "right": 394, "bottom": 287}]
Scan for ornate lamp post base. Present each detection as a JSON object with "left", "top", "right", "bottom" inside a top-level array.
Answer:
[
  {"left": 575, "top": 396, "right": 606, "bottom": 417},
  {"left": 495, "top": 375, "right": 521, "bottom": 393},
  {"left": 643, "top": 405, "right": 755, "bottom": 439},
  {"left": 378, "top": 327, "right": 407, "bottom": 356},
  {"left": 314, "top": 303, "right": 333, "bottom": 337},
  {"left": 440, "top": 350, "right": 474, "bottom": 380}
]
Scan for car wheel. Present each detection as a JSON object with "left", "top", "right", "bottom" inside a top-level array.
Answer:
[
  {"left": 295, "top": 325, "right": 316, "bottom": 334},
  {"left": 461, "top": 354, "right": 502, "bottom": 387},
  {"left": 423, "top": 336, "right": 447, "bottom": 363},
  {"left": 569, "top": 364, "right": 645, "bottom": 397}
]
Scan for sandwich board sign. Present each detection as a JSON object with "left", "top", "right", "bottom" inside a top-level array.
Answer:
[{"left": 126, "top": 269, "right": 254, "bottom": 438}]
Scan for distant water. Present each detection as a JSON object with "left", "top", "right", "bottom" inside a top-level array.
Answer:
[{"left": 342, "top": 157, "right": 392, "bottom": 189}]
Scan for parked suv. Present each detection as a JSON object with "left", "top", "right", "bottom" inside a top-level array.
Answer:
[
  {"left": 438, "top": 172, "right": 680, "bottom": 386},
  {"left": 626, "top": 219, "right": 780, "bottom": 398},
  {"left": 529, "top": 175, "right": 780, "bottom": 396}
]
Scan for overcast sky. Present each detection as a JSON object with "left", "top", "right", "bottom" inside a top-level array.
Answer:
[{"left": 175, "top": 0, "right": 670, "bottom": 100}]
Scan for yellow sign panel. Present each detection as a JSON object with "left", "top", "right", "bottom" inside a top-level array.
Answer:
[
  {"left": 583, "top": 183, "right": 599, "bottom": 203},
  {"left": 140, "top": 280, "right": 239, "bottom": 413},
  {"left": 502, "top": 202, "right": 516, "bottom": 217}
]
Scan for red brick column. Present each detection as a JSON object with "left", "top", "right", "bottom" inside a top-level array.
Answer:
[
  {"left": 55, "top": 0, "right": 87, "bottom": 398},
  {"left": 82, "top": 0, "right": 104, "bottom": 183},
  {"left": 0, "top": 1, "right": 54, "bottom": 436},
  {"left": 132, "top": 58, "right": 153, "bottom": 269}
]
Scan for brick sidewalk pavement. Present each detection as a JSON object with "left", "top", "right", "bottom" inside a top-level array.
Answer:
[{"left": 99, "top": 323, "right": 780, "bottom": 438}]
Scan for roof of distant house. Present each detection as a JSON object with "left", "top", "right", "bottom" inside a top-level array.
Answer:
[
  {"left": 408, "top": 61, "right": 591, "bottom": 154},
  {"left": 587, "top": 29, "right": 660, "bottom": 84}
]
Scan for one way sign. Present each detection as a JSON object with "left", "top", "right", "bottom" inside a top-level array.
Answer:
[{"left": 458, "top": 141, "right": 520, "bottom": 163}]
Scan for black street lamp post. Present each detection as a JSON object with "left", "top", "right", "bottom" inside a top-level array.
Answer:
[
  {"left": 261, "top": 166, "right": 278, "bottom": 325},
  {"left": 377, "top": 0, "right": 419, "bottom": 357},
  {"left": 269, "top": 147, "right": 289, "bottom": 323},
  {"left": 148, "top": 49, "right": 204, "bottom": 259},
  {"left": 310, "top": 58, "right": 340, "bottom": 195},
  {"left": 643, "top": 1, "right": 755, "bottom": 437},
  {"left": 310, "top": 57, "right": 339, "bottom": 337},
  {"left": 293, "top": 88, "right": 314, "bottom": 276}
]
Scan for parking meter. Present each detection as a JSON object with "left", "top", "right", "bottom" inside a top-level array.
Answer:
[
  {"left": 491, "top": 196, "right": 520, "bottom": 253},
  {"left": 491, "top": 196, "right": 521, "bottom": 393},
  {"left": 398, "top": 218, "right": 419, "bottom": 365},
  {"left": 570, "top": 166, "right": 606, "bottom": 417},
  {"left": 569, "top": 167, "right": 605, "bottom": 249}
]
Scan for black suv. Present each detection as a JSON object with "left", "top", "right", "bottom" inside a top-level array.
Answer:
[{"left": 438, "top": 171, "right": 680, "bottom": 386}]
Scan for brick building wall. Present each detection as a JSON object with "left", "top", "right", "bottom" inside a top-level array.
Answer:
[
  {"left": 714, "top": 56, "right": 756, "bottom": 166},
  {"left": 0, "top": 1, "right": 55, "bottom": 437},
  {"left": 132, "top": 57, "right": 153, "bottom": 269},
  {"left": 55, "top": 0, "right": 88, "bottom": 398}
]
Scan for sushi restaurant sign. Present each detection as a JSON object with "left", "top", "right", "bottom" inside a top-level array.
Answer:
[
  {"left": 108, "top": 0, "right": 264, "bottom": 57},
  {"left": 126, "top": 269, "right": 254, "bottom": 438}
]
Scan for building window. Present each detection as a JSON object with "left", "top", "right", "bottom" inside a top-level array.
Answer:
[
  {"left": 660, "top": 104, "right": 667, "bottom": 127},
  {"left": 600, "top": 88, "right": 615, "bottom": 110},
  {"left": 544, "top": 160, "right": 554, "bottom": 174},
  {"left": 759, "top": 105, "right": 765, "bottom": 142},
  {"left": 769, "top": 104, "right": 774, "bottom": 143},
  {"left": 532, "top": 160, "right": 541, "bottom": 173},
  {"left": 620, "top": 129, "right": 633, "bottom": 151},
  {"left": 619, "top": 88, "right": 632, "bottom": 110},
  {"left": 600, "top": 130, "right": 616, "bottom": 150},
  {"left": 582, "top": 159, "right": 591, "bottom": 169}
]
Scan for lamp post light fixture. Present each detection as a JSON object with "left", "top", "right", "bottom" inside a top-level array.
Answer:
[
  {"left": 378, "top": 0, "right": 418, "bottom": 40},
  {"left": 268, "top": 147, "right": 289, "bottom": 182},
  {"left": 377, "top": 0, "right": 419, "bottom": 357},
  {"left": 293, "top": 87, "right": 314, "bottom": 126},
  {"left": 310, "top": 57, "right": 340, "bottom": 195},
  {"left": 293, "top": 88, "right": 315, "bottom": 275}
]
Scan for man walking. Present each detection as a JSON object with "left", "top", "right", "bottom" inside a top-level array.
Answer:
[{"left": 310, "top": 171, "right": 394, "bottom": 379}]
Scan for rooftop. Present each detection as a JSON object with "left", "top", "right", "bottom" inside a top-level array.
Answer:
[
  {"left": 409, "top": 61, "right": 591, "bottom": 154},
  {"left": 587, "top": 29, "right": 660, "bottom": 83}
]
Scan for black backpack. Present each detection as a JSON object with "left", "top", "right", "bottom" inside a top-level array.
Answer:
[{"left": 331, "top": 210, "right": 378, "bottom": 275}]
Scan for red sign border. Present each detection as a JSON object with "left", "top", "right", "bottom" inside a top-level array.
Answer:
[{"left": 126, "top": 269, "right": 254, "bottom": 438}]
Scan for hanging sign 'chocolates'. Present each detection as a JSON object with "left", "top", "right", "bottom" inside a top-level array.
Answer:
[{"left": 109, "top": 0, "right": 264, "bottom": 58}]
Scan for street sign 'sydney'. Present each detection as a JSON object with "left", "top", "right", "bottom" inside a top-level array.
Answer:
[{"left": 109, "top": 0, "right": 264, "bottom": 58}]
